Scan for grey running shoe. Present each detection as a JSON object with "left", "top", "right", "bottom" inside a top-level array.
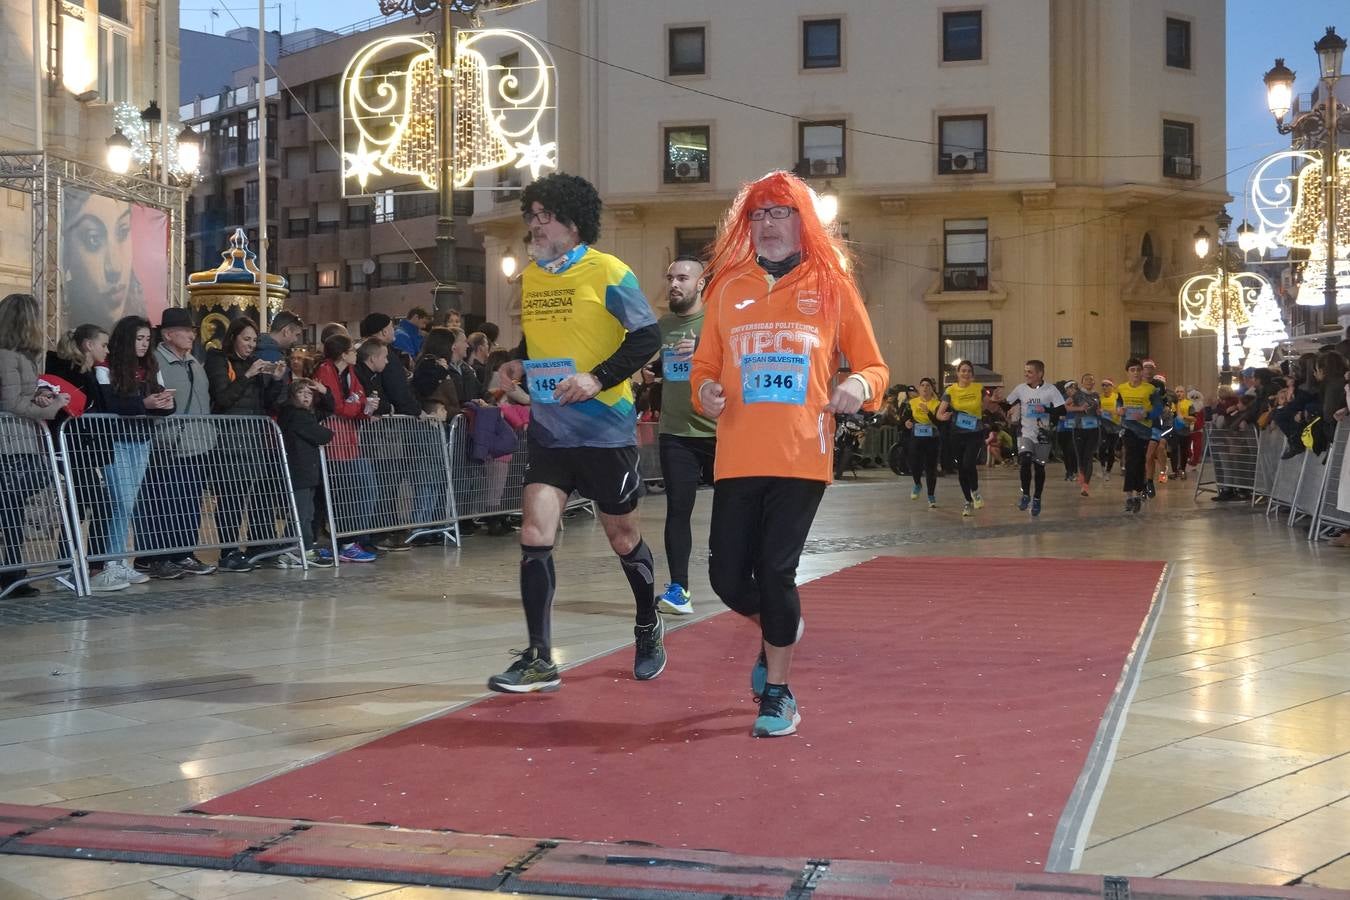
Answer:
[
  {"left": 176, "top": 557, "right": 216, "bottom": 576},
  {"left": 487, "top": 648, "right": 561, "bottom": 693},
  {"left": 633, "top": 617, "right": 667, "bottom": 681}
]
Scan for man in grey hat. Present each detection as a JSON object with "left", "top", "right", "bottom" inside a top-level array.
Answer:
[{"left": 134, "top": 308, "right": 217, "bottom": 578}]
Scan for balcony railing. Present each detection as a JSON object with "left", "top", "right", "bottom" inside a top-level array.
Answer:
[
  {"left": 942, "top": 264, "right": 989, "bottom": 293},
  {"left": 1163, "top": 155, "right": 1199, "bottom": 180}
]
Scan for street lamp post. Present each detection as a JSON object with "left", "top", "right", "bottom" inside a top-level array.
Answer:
[
  {"left": 1194, "top": 210, "right": 1235, "bottom": 385},
  {"left": 1263, "top": 26, "right": 1349, "bottom": 328},
  {"left": 375, "top": 0, "right": 484, "bottom": 319}
]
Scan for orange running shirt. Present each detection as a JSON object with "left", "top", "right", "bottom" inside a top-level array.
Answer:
[{"left": 690, "top": 260, "right": 889, "bottom": 483}]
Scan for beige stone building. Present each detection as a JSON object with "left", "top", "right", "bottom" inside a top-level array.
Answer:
[
  {"left": 474, "top": 0, "right": 1230, "bottom": 391},
  {"left": 1, "top": 0, "right": 179, "bottom": 297}
]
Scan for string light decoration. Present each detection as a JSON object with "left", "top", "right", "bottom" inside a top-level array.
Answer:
[
  {"left": 1294, "top": 248, "right": 1350, "bottom": 306},
  {"left": 340, "top": 28, "right": 556, "bottom": 197},
  {"left": 112, "top": 102, "right": 195, "bottom": 179}
]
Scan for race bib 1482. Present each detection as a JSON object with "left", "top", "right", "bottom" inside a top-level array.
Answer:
[{"left": 524, "top": 358, "right": 577, "bottom": 405}]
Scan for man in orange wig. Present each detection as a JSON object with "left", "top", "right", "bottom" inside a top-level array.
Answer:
[{"left": 690, "top": 170, "right": 888, "bottom": 737}]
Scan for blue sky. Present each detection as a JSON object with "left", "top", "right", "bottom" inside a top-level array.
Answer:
[
  {"left": 183, "top": 0, "right": 1343, "bottom": 209},
  {"left": 1226, "top": 0, "right": 1343, "bottom": 216}
]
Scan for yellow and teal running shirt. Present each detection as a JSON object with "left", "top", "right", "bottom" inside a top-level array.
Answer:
[
  {"left": 1116, "top": 381, "right": 1158, "bottom": 437},
  {"left": 520, "top": 247, "right": 657, "bottom": 448}
]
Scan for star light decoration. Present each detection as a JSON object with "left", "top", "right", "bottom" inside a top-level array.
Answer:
[{"left": 340, "top": 28, "right": 557, "bottom": 197}]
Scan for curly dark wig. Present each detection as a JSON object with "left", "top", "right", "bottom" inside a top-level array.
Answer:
[{"left": 520, "top": 173, "right": 602, "bottom": 245}]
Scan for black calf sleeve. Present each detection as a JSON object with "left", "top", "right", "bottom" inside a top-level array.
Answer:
[
  {"left": 619, "top": 539, "right": 658, "bottom": 626},
  {"left": 521, "top": 544, "right": 556, "bottom": 656}
]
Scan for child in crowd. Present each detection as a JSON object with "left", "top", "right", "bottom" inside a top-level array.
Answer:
[{"left": 277, "top": 378, "right": 334, "bottom": 567}]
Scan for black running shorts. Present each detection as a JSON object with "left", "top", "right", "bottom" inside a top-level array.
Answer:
[{"left": 524, "top": 439, "right": 645, "bottom": 515}]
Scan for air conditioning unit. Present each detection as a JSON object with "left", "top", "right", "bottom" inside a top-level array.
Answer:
[
  {"left": 675, "top": 160, "right": 701, "bottom": 180},
  {"left": 950, "top": 153, "right": 978, "bottom": 172},
  {"left": 949, "top": 268, "right": 979, "bottom": 290}
]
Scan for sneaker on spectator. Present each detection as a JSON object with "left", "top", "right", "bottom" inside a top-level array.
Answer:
[
  {"left": 407, "top": 533, "right": 446, "bottom": 547},
  {"left": 1032, "top": 498, "right": 1042, "bottom": 517},
  {"left": 89, "top": 568, "right": 130, "bottom": 592},
  {"left": 374, "top": 533, "right": 411, "bottom": 552},
  {"left": 306, "top": 548, "right": 335, "bottom": 568},
  {"left": 112, "top": 561, "right": 150, "bottom": 585},
  {"left": 340, "top": 543, "right": 377, "bottom": 563},
  {"left": 218, "top": 551, "right": 255, "bottom": 573},
  {"left": 274, "top": 551, "right": 305, "bottom": 569},
  {"left": 176, "top": 557, "right": 216, "bottom": 576},
  {"left": 356, "top": 542, "right": 386, "bottom": 558},
  {"left": 1018, "top": 493, "right": 1031, "bottom": 512},
  {"left": 147, "top": 560, "right": 185, "bottom": 580},
  {"left": 486, "top": 517, "right": 517, "bottom": 537}
]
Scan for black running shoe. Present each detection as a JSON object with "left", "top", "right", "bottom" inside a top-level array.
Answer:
[
  {"left": 633, "top": 617, "right": 667, "bottom": 681},
  {"left": 487, "top": 648, "right": 560, "bottom": 693},
  {"left": 1144, "top": 480, "right": 1156, "bottom": 499}
]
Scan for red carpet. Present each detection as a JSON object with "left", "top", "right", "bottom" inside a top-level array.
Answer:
[{"left": 195, "top": 556, "right": 1164, "bottom": 873}]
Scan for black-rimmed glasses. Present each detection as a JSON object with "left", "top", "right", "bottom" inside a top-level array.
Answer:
[
  {"left": 748, "top": 205, "right": 796, "bottom": 221},
  {"left": 523, "top": 209, "right": 556, "bottom": 225}
]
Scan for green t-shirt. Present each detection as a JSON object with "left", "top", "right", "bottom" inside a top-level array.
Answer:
[{"left": 658, "top": 310, "right": 716, "bottom": 438}]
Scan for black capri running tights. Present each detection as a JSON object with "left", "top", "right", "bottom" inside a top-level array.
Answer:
[
  {"left": 909, "top": 435, "right": 939, "bottom": 496},
  {"left": 708, "top": 476, "right": 825, "bottom": 647},
  {"left": 947, "top": 430, "right": 983, "bottom": 501}
]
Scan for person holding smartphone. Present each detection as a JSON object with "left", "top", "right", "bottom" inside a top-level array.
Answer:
[
  {"left": 205, "top": 316, "right": 288, "bottom": 571},
  {"left": 89, "top": 316, "right": 176, "bottom": 589}
]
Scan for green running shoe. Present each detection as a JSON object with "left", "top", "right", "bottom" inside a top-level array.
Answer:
[{"left": 487, "top": 648, "right": 561, "bottom": 693}]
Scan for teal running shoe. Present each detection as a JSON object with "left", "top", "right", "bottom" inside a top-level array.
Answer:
[{"left": 753, "top": 686, "right": 800, "bottom": 737}]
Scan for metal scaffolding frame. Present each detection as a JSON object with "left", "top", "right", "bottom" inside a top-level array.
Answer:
[{"left": 0, "top": 151, "right": 184, "bottom": 346}]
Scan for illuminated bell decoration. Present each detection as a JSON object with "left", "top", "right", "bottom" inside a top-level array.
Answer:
[
  {"left": 1178, "top": 269, "right": 1265, "bottom": 334},
  {"left": 1178, "top": 269, "right": 1280, "bottom": 370},
  {"left": 452, "top": 45, "right": 514, "bottom": 185},
  {"left": 187, "top": 228, "right": 290, "bottom": 351},
  {"left": 1281, "top": 151, "right": 1350, "bottom": 253},
  {"left": 1247, "top": 148, "right": 1350, "bottom": 256},
  {"left": 341, "top": 28, "right": 557, "bottom": 197},
  {"left": 381, "top": 50, "right": 442, "bottom": 189}
]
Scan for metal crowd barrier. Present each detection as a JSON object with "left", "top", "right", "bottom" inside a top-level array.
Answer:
[
  {"left": 0, "top": 414, "right": 83, "bottom": 598},
  {"left": 1310, "top": 420, "right": 1350, "bottom": 540},
  {"left": 1287, "top": 446, "right": 1328, "bottom": 530},
  {"left": 637, "top": 420, "right": 663, "bottom": 486},
  {"left": 1266, "top": 443, "right": 1307, "bottom": 519},
  {"left": 1192, "top": 423, "right": 1259, "bottom": 498},
  {"left": 444, "top": 413, "right": 593, "bottom": 526},
  {"left": 319, "top": 414, "right": 460, "bottom": 564},
  {"left": 59, "top": 414, "right": 308, "bottom": 575},
  {"left": 859, "top": 424, "right": 899, "bottom": 468},
  {"left": 445, "top": 412, "right": 524, "bottom": 527},
  {"left": 1251, "top": 427, "right": 1285, "bottom": 506}
]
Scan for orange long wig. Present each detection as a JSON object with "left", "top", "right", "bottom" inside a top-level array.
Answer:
[{"left": 705, "top": 170, "right": 855, "bottom": 313}]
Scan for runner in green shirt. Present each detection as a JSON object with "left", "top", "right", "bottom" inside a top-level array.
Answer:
[{"left": 656, "top": 254, "right": 716, "bottom": 615}]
